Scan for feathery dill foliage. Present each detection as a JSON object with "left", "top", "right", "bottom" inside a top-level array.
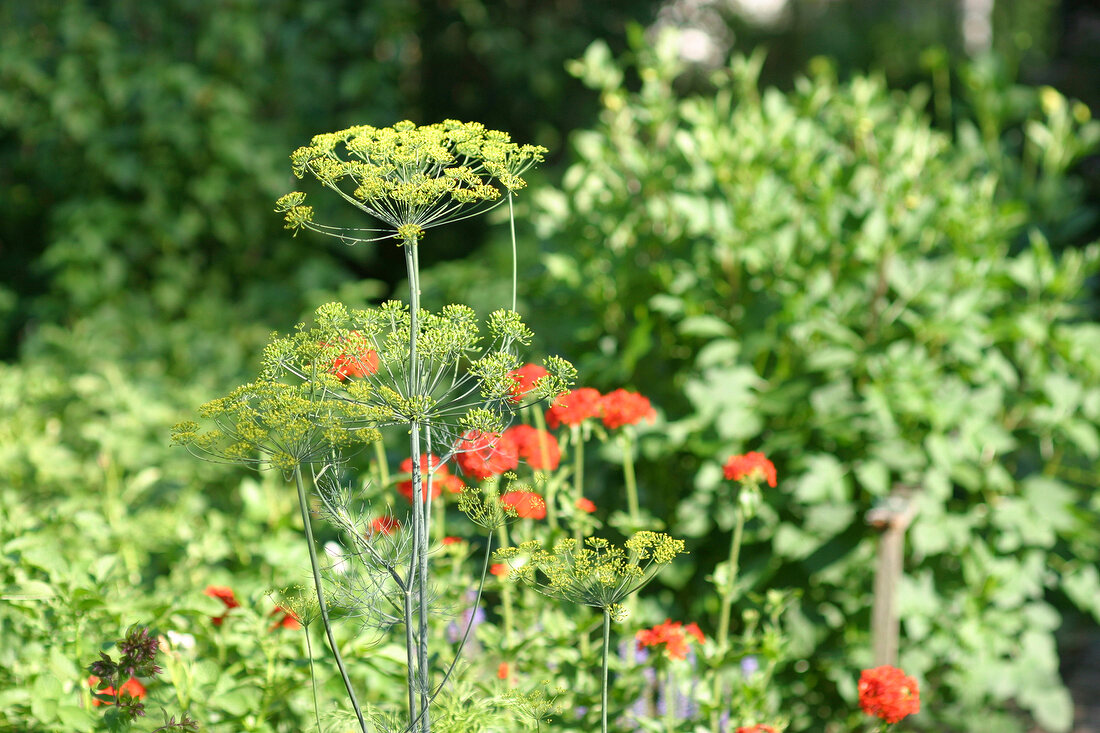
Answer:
[
  {"left": 275, "top": 120, "right": 548, "bottom": 244},
  {"left": 496, "top": 532, "right": 686, "bottom": 622}
]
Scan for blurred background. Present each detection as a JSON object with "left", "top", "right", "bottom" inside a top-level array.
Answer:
[{"left": 2, "top": 1, "right": 1099, "bottom": 731}]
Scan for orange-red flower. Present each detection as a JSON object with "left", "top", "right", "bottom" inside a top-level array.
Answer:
[
  {"left": 269, "top": 606, "right": 301, "bottom": 631},
  {"left": 89, "top": 675, "right": 146, "bottom": 706},
  {"left": 442, "top": 536, "right": 464, "bottom": 545},
  {"left": 600, "top": 389, "right": 655, "bottom": 430},
  {"left": 328, "top": 332, "right": 378, "bottom": 380},
  {"left": 858, "top": 665, "right": 920, "bottom": 724},
  {"left": 575, "top": 497, "right": 596, "bottom": 513},
  {"left": 370, "top": 516, "right": 401, "bottom": 536},
  {"left": 501, "top": 490, "right": 546, "bottom": 520},
  {"left": 723, "top": 452, "right": 777, "bottom": 488},
  {"left": 396, "top": 454, "right": 451, "bottom": 503},
  {"left": 636, "top": 619, "right": 705, "bottom": 660},
  {"left": 497, "top": 662, "right": 510, "bottom": 679},
  {"left": 490, "top": 563, "right": 510, "bottom": 577},
  {"left": 204, "top": 585, "right": 240, "bottom": 626},
  {"left": 736, "top": 725, "right": 779, "bottom": 733},
  {"left": 503, "top": 424, "right": 560, "bottom": 471},
  {"left": 508, "top": 363, "right": 548, "bottom": 403},
  {"left": 454, "top": 431, "right": 519, "bottom": 480},
  {"left": 545, "top": 388, "right": 602, "bottom": 429}
]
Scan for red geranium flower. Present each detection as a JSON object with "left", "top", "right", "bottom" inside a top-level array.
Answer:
[
  {"left": 441, "top": 536, "right": 464, "bottom": 545},
  {"left": 269, "top": 606, "right": 301, "bottom": 631},
  {"left": 370, "top": 516, "right": 401, "bottom": 536},
  {"left": 575, "top": 497, "right": 596, "bottom": 513},
  {"left": 858, "top": 665, "right": 920, "bottom": 724},
  {"left": 454, "top": 431, "right": 519, "bottom": 480},
  {"left": 736, "top": 725, "right": 779, "bottom": 733},
  {"left": 508, "top": 363, "right": 548, "bottom": 403},
  {"left": 636, "top": 619, "right": 705, "bottom": 661},
  {"left": 723, "top": 451, "right": 777, "bottom": 488},
  {"left": 89, "top": 675, "right": 147, "bottom": 706},
  {"left": 497, "top": 662, "right": 510, "bottom": 679},
  {"left": 204, "top": 585, "right": 240, "bottom": 626},
  {"left": 599, "top": 389, "right": 656, "bottom": 430},
  {"left": 328, "top": 331, "right": 379, "bottom": 380},
  {"left": 396, "top": 454, "right": 449, "bottom": 503},
  {"left": 503, "top": 424, "right": 560, "bottom": 471},
  {"left": 501, "top": 490, "right": 547, "bottom": 520},
  {"left": 545, "top": 388, "right": 602, "bottom": 429},
  {"left": 490, "top": 563, "right": 510, "bottom": 577}
]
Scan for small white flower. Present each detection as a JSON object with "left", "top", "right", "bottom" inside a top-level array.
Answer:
[{"left": 165, "top": 630, "right": 195, "bottom": 650}]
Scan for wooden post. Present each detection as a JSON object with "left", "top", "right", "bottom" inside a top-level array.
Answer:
[{"left": 866, "top": 485, "right": 917, "bottom": 668}]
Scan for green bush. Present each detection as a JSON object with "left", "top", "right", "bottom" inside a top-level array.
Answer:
[{"left": 520, "top": 31, "right": 1100, "bottom": 732}]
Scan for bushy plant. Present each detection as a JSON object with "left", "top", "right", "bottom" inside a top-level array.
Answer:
[{"left": 521, "top": 30, "right": 1100, "bottom": 732}]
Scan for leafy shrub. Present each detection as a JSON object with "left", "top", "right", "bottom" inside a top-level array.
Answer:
[{"left": 523, "top": 31, "right": 1100, "bottom": 732}]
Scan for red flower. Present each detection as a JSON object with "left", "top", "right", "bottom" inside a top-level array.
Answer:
[
  {"left": 396, "top": 454, "right": 449, "bottom": 503},
  {"left": 723, "top": 452, "right": 777, "bottom": 488},
  {"left": 545, "top": 388, "right": 602, "bottom": 429},
  {"left": 501, "top": 490, "right": 547, "bottom": 520},
  {"left": 736, "top": 725, "right": 779, "bottom": 733},
  {"left": 269, "top": 606, "right": 301, "bottom": 631},
  {"left": 454, "top": 431, "right": 519, "bottom": 480},
  {"left": 328, "top": 332, "right": 378, "bottom": 380},
  {"left": 636, "top": 619, "right": 705, "bottom": 661},
  {"left": 204, "top": 585, "right": 240, "bottom": 626},
  {"left": 89, "top": 675, "right": 147, "bottom": 706},
  {"left": 370, "top": 516, "right": 401, "bottom": 536},
  {"left": 575, "top": 497, "right": 596, "bottom": 513},
  {"left": 508, "top": 363, "right": 548, "bottom": 403},
  {"left": 858, "top": 665, "right": 920, "bottom": 724},
  {"left": 441, "top": 536, "right": 464, "bottom": 545},
  {"left": 497, "top": 662, "right": 510, "bottom": 679},
  {"left": 503, "top": 424, "right": 561, "bottom": 471},
  {"left": 490, "top": 563, "right": 510, "bottom": 577},
  {"left": 599, "top": 389, "right": 656, "bottom": 430}
]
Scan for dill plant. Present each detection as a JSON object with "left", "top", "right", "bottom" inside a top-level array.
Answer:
[{"left": 175, "top": 120, "right": 577, "bottom": 733}]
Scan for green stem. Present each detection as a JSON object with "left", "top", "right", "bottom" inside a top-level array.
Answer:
[
  {"left": 621, "top": 432, "right": 640, "bottom": 525},
  {"left": 533, "top": 409, "right": 559, "bottom": 530},
  {"left": 374, "top": 439, "right": 390, "bottom": 488},
  {"left": 508, "top": 191, "right": 517, "bottom": 313},
  {"left": 304, "top": 628, "right": 322, "bottom": 733},
  {"left": 711, "top": 505, "right": 745, "bottom": 730},
  {"left": 405, "top": 238, "right": 431, "bottom": 733},
  {"left": 572, "top": 424, "right": 585, "bottom": 547},
  {"left": 293, "top": 467, "right": 367, "bottom": 733},
  {"left": 601, "top": 609, "right": 612, "bottom": 733},
  {"left": 497, "top": 525, "right": 515, "bottom": 647}
]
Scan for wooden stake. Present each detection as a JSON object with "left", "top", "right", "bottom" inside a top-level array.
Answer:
[{"left": 866, "top": 485, "right": 917, "bottom": 668}]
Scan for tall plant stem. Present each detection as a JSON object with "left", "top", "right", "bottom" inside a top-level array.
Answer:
[
  {"left": 293, "top": 467, "right": 367, "bottom": 733},
  {"left": 496, "top": 525, "right": 516, "bottom": 648},
  {"left": 620, "top": 432, "right": 640, "bottom": 525},
  {"left": 508, "top": 191, "right": 517, "bottom": 313},
  {"left": 374, "top": 439, "right": 390, "bottom": 488},
  {"left": 304, "top": 628, "right": 322, "bottom": 733},
  {"left": 404, "top": 238, "right": 431, "bottom": 733},
  {"left": 711, "top": 504, "right": 745, "bottom": 729},
  {"left": 601, "top": 609, "right": 612, "bottom": 733},
  {"left": 572, "top": 424, "right": 586, "bottom": 547},
  {"left": 533, "top": 409, "right": 559, "bottom": 530}
]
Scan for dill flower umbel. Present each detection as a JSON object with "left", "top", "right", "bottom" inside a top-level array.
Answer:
[{"left": 276, "top": 120, "right": 547, "bottom": 244}]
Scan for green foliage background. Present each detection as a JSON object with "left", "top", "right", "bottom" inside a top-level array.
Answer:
[{"left": 2, "top": 0, "right": 1098, "bottom": 731}]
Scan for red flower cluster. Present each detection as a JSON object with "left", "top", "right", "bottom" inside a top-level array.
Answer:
[
  {"left": 858, "top": 665, "right": 920, "bottom": 724},
  {"left": 497, "top": 662, "right": 510, "bottom": 679},
  {"left": 507, "top": 363, "right": 548, "bottom": 403},
  {"left": 575, "top": 497, "right": 596, "bottom": 513},
  {"left": 600, "top": 389, "right": 656, "bottom": 430},
  {"left": 545, "top": 387, "right": 603, "bottom": 429},
  {"left": 454, "top": 431, "right": 519, "bottom": 480},
  {"left": 269, "top": 606, "right": 301, "bottom": 631},
  {"left": 370, "top": 515, "right": 401, "bottom": 536},
  {"left": 635, "top": 619, "right": 705, "bottom": 661},
  {"left": 501, "top": 490, "right": 546, "bottom": 520},
  {"left": 736, "top": 726, "right": 779, "bottom": 733},
  {"left": 503, "top": 424, "right": 560, "bottom": 470},
  {"left": 89, "top": 675, "right": 146, "bottom": 706},
  {"left": 442, "top": 536, "right": 464, "bottom": 546},
  {"left": 490, "top": 563, "right": 509, "bottom": 577},
  {"left": 327, "top": 331, "right": 379, "bottom": 380},
  {"left": 723, "top": 452, "right": 777, "bottom": 488},
  {"left": 396, "top": 454, "right": 465, "bottom": 502},
  {"left": 205, "top": 585, "right": 240, "bottom": 626}
]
